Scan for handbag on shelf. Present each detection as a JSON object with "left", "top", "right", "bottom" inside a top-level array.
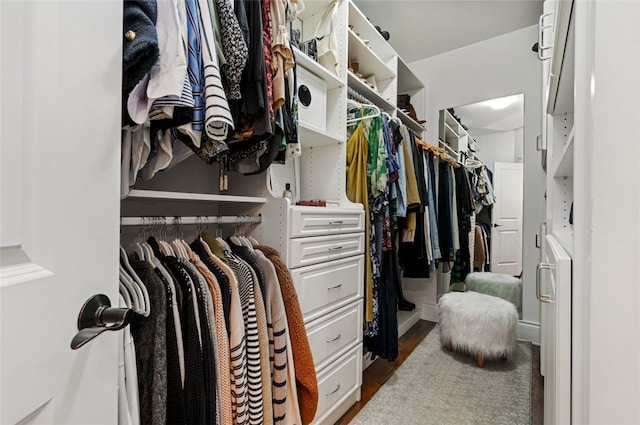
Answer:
[{"left": 313, "top": 0, "right": 340, "bottom": 75}]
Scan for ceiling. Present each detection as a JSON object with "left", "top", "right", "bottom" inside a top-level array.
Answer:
[
  {"left": 353, "top": 0, "right": 543, "bottom": 62},
  {"left": 453, "top": 94, "right": 524, "bottom": 136}
]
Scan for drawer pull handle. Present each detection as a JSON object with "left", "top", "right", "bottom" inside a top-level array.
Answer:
[
  {"left": 328, "top": 246, "right": 343, "bottom": 251},
  {"left": 326, "top": 383, "right": 341, "bottom": 396},
  {"left": 327, "top": 283, "right": 342, "bottom": 290},
  {"left": 329, "top": 221, "right": 344, "bottom": 225},
  {"left": 326, "top": 333, "right": 342, "bottom": 343}
]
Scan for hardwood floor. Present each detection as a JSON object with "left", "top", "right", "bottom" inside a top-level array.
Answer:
[{"left": 335, "top": 320, "right": 544, "bottom": 425}]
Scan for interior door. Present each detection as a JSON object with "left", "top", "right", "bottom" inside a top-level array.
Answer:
[
  {"left": 490, "top": 162, "right": 524, "bottom": 275},
  {"left": 539, "top": 235, "right": 571, "bottom": 425},
  {"left": 1, "top": 1, "right": 122, "bottom": 424}
]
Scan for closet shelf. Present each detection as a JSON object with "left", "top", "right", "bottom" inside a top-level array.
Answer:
[
  {"left": 397, "top": 57, "right": 424, "bottom": 94},
  {"left": 126, "top": 189, "right": 267, "bottom": 204},
  {"left": 347, "top": 1, "right": 396, "bottom": 62},
  {"left": 293, "top": 46, "right": 344, "bottom": 90},
  {"left": 396, "top": 108, "right": 426, "bottom": 134},
  {"left": 553, "top": 126, "right": 574, "bottom": 177},
  {"left": 347, "top": 29, "right": 396, "bottom": 82},
  {"left": 347, "top": 71, "right": 395, "bottom": 111},
  {"left": 299, "top": 125, "right": 345, "bottom": 147}
]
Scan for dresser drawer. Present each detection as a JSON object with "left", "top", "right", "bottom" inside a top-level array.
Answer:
[
  {"left": 306, "top": 301, "right": 363, "bottom": 370},
  {"left": 291, "top": 255, "right": 364, "bottom": 322},
  {"left": 312, "top": 344, "right": 363, "bottom": 425},
  {"left": 289, "top": 233, "right": 364, "bottom": 269},
  {"left": 290, "top": 207, "right": 364, "bottom": 238}
]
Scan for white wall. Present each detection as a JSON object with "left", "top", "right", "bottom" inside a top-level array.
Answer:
[
  {"left": 475, "top": 129, "right": 521, "bottom": 170},
  {"left": 409, "top": 25, "right": 543, "bottom": 338}
]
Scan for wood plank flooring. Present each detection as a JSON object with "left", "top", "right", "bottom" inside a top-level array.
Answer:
[{"left": 335, "top": 320, "right": 543, "bottom": 425}]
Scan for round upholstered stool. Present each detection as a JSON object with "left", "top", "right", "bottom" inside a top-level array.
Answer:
[
  {"left": 438, "top": 291, "right": 518, "bottom": 368},
  {"left": 465, "top": 272, "right": 522, "bottom": 318}
]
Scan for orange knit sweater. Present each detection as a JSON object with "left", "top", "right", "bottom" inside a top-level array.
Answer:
[{"left": 254, "top": 245, "right": 319, "bottom": 425}]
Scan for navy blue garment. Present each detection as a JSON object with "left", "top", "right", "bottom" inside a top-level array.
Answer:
[{"left": 438, "top": 164, "right": 454, "bottom": 262}]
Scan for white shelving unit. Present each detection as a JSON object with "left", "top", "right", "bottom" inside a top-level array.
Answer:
[{"left": 439, "top": 109, "right": 476, "bottom": 154}]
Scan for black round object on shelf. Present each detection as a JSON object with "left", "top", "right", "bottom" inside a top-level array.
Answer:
[{"left": 298, "top": 85, "right": 312, "bottom": 107}]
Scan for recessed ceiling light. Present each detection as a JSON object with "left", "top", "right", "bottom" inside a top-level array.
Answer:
[{"left": 484, "top": 95, "right": 519, "bottom": 110}]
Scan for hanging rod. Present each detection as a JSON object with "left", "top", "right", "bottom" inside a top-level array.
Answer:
[
  {"left": 347, "top": 87, "right": 375, "bottom": 105},
  {"left": 120, "top": 215, "right": 262, "bottom": 226}
]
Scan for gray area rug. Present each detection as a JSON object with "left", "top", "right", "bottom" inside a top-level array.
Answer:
[{"left": 350, "top": 326, "right": 532, "bottom": 425}]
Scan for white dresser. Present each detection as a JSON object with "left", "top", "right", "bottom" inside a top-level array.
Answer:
[{"left": 288, "top": 206, "right": 365, "bottom": 425}]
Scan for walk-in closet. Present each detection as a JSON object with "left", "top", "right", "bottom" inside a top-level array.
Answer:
[{"left": 1, "top": 0, "right": 639, "bottom": 424}]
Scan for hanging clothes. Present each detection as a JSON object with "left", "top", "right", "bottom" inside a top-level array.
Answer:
[
  {"left": 345, "top": 122, "right": 374, "bottom": 322},
  {"left": 255, "top": 244, "right": 317, "bottom": 425}
]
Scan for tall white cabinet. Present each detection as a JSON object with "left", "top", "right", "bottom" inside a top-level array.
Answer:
[{"left": 539, "top": 1, "right": 640, "bottom": 423}]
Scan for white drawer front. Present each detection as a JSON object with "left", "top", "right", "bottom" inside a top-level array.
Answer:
[
  {"left": 289, "top": 233, "right": 364, "bottom": 269},
  {"left": 312, "top": 344, "right": 363, "bottom": 425},
  {"left": 291, "top": 255, "right": 364, "bottom": 322},
  {"left": 306, "top": 302, "right": 363, "bottom": 370},
  {"left": 290, "top": 208, "right": 364, "bottom": 238}
]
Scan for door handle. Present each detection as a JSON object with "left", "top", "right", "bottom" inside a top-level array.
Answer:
[
  {"left": 538, "top": 11, "right": 554, "bottom": 60},
  {"left": 70, "top": 294, "right": 133, "bottom": 350},
  {"left": 492, "top": 223, "right": 502, "bottom": 228},
  {"left": 536, "top": 263, "right": 554, "bottom": 303}
]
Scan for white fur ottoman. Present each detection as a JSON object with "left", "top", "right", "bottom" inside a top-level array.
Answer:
[{"left": 438, "top": 291, "right": 518, "bottom": 368}]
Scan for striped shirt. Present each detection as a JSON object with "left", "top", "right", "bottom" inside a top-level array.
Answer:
[
  {"left": 220, "top": 246, "right": 264, "bottom": 425},
  {"left": 198, "top": 0, "right": 234, "bottom": 141}
]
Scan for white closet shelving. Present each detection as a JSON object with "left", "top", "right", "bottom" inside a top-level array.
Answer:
[
  {"left": 127, "top": 189, "right": 267, "bottom": 204},
  {"left": 439, "top": 109, "right": 477, "bottom": 155},
  {"left": 540, "top": 1, "right": 574, "bottom": 423}
]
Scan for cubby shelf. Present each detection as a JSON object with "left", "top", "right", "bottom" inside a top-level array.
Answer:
[
  {"left": 347, "top": 29, "right": 396, "bottom": 82},
  {"left": 299, "top": 126, "right": 345, "bottom": 148},
  {"left": 347, "top": 70, "right": 395, "bottom": 110},
  {"left": 293, "top": 46, "right": 344, "bottom": 90},
  {"left": 396, "top": 108, "right": 426, "bottom": 134},
  {"left": 397, "top": 57, "right": 424, "bottom": 94}
]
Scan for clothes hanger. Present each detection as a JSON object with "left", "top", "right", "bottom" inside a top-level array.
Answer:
[
  {"left": 119, "top": 267, "right": 143, "bottom": 314},
  {"left": 346, "top": 99, "right": 380, "bottom": 125},
  {"left": 120, "top": 246, "right": 151, "bottom": 316}
]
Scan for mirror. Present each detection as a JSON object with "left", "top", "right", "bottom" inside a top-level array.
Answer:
[{"left": 438, "top": 94, "right": 525, "bottom": 294}]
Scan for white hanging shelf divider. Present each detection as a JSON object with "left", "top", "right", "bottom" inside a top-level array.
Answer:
[{"left": 126, "top": 189, "right": 267, "bottom": 204}]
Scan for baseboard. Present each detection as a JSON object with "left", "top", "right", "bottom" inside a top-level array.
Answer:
[
  {"left": 398, "top": 309, "right": 421, "bottom": 337},
  {"left": 518, "top": 321, "right": 540, "bottom": 345},
  {"left": 421, "top": 302, "right": 439, "bottom": 322}
]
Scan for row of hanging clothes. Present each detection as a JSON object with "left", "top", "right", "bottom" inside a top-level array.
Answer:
[
  {"left": 345, "top": 96, "right": 420, "bottom": 363},
  {"left": 344, "top": 96, "right": 499, "bottom": 361},
  {"left": 437, "top": 147, "right": 496, "bottom": 284},
  {"left": 121, "top": 0, "right": 305, "bottom": 199},
  {"left": 118, "top": 216, "right": 318, "bottom": 425}
]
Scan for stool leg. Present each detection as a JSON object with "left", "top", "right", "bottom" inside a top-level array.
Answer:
[{"left": 476, "top": 353, "right": 485, "bottom": 368}]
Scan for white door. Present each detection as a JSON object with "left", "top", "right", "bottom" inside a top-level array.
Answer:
[
  {"left": 490, "top": 162, "right": 524, "bottom": 275},
  {"left": 538, "top": 236, "right": 571, "bottom": 425},
  {"left": 1, "top": 1, "right": 122, "bottom": 424}
]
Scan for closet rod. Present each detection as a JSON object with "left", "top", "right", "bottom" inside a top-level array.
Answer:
[
  {"left": 347, "top": 87, "right": 374, "bottom": 105},
  {"left": 120, "top": 215, "right": 262, "bottom": 226}
]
